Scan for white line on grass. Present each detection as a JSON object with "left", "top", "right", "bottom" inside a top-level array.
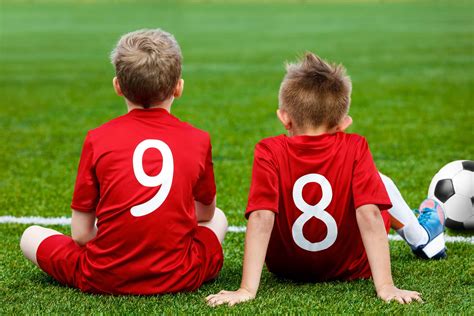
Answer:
[{"left": 1, "top": 216, "right": 472, "bottom": 244}]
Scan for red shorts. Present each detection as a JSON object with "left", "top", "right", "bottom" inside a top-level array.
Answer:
[
  {"left": 36, "top": 226, "right": 223, "bottom": 294},
  {"left": 191, "top": 226, "right": 224, "bottom": 285},
  {"left": 36, "top": 234, "right": 84, "bottom": 287}
]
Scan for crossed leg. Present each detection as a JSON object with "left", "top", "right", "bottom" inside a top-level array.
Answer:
[
  {"left": 21, "top": 206, "right": 228, "bottom": 268},
  {"left": 20, "top": 225, "right": 63, "bottom": 266},
  {"left": 199, "top": 207, "right": 228, "bottom": 243}
]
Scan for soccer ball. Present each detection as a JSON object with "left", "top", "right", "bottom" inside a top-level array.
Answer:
[{"left": 428, "top": 160, "right": 474, "bottom": 230}]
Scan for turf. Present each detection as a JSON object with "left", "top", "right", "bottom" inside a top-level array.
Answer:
[{"left": 0, "top": 0, "right": 473, "bottom": 313}]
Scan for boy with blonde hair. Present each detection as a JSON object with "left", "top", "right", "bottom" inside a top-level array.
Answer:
[
  {"left": 20, "top": 29, "right": 228, "bottom": 295},
  {"left": 207, "top": 53, "right": 445, "bottom": 306}
]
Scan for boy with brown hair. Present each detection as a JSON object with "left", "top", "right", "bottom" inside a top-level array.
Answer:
[
  {"left": 20, "top": 29, "right": 228, "bottom": 295},
  {"left": 207, "top": 53, "right": 445, "bottom": 306}
]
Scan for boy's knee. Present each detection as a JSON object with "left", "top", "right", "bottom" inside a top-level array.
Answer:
[
  {"left": 20, "top": 225, "right": 39, "bottom": 246},
  {"left": 214, "top": 208, "right": 228, "bottom": 228},
  {"left": 20, "top": 225, "right": 61, "bottom": 265},
  {"left": 20, "top": 225, "right": 58, "bottom": 254},
  {"left": 20, "top": 225, "right": 40, "bottom": 256}
]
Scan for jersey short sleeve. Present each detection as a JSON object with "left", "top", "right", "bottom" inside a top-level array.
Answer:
[
  {"left": 245, "top": 142, "right": 279, "bottom": 217},
  {"left": 352, "top": 138, "right": 392, "bottom": 211},
  {"left": 71, "top": 133, "right": 99, "bottom": 212},
  {"left": 193, "top": 138, "right": 216, "bottom": 205}
]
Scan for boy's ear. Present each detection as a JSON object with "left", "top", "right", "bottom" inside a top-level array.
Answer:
[
  {"left": 173, "top": 79, "right": 184, "bottom": 98},
  {"left": 113, "top": 77, "right": 123, "bottom": 96},
  {"left": 277, "top": 109, "right": 292, "bottom": 130},
  {"left": 336, "top": 115, "right": 353, "bottom": 132}
]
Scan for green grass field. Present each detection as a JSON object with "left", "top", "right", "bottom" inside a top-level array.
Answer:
[{"left": 1, "top": 0, "right": 473, "bottom": 313}]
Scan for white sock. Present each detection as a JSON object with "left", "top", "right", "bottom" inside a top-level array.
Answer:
[{"left": 379, "top": 173, "right": 429, "bottom": 248}]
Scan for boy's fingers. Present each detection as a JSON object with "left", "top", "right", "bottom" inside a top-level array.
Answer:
[
  {"left": 412, "top": 294, "right": 423, "bottom": 303},
  {"left": 207, "top": 296, "right": 220, "bottom": 306},
  {"left": 209, "top": 298, "right": 223, "bottom": 307},
  {"left": 206, "top": 290, "right": 232, "bottom": 302},
  {"left": 206, "top": 292, "right": 252, "bottom": 307},
  {"left": 205, "top": 294, "right": 217, "bottom": 302},
  {"left": 206, "top": 298, "right": 215, "bottom": 306},
  {"left": 395, "top": 296, "right": 405, "bottom": 304}
]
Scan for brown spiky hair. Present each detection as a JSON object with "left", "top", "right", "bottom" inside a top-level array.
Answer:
[
  {"left": 279, "top": 52, "right": 352, "bottom": 129},
  {"left": 111, "top": 29, "right": 182, "bottom": 107}
]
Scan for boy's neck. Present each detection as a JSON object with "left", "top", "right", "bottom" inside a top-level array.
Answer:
[
  {"left": 289, "top": 125, "right": 337, "bottom": 137},
  {"left": 126, "top": 97, "right": 174, "bottom": 113}
]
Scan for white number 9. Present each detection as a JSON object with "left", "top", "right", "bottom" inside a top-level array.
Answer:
[{"left": 130, "top": 139, "right": 174, "bottom": 217}]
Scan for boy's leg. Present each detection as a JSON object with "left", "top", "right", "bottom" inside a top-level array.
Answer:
[
  {"left": 380, "top": 173, "right": 446, "bottom": 259},
  {"left": 198, "top": 207, "right": 228, "bottom": 243},
  {"left": 379, "top": 173, "right": 428, "bottom": 247},
  {"left": 20, "top": 225, "right": 63, "bottom": 266},
  {"left": 195, "top": 208, "right": 227, "bottom": 284},
  {"left": 21, "top": 225, "right": 85, "bottom": 288}
]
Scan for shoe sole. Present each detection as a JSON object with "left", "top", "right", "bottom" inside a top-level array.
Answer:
[{"left": 422, "top": 233, "right": 446, "bottom": 258}]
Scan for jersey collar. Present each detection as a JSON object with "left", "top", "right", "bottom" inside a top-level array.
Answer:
[{"left": 128, "top": 107, "right": 179, "bottom": 121}]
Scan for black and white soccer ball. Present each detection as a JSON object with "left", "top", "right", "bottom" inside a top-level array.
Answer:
[{"left": 428, "top": 160, "right": 474, "bottom": 230}]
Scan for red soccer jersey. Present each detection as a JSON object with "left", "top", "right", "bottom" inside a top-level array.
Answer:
[
  {"left": 245, "top": 133, "right": 392, "bottom": 281},
  {"left": 70, "top": 108, "right": 219, "bottom": 294}
]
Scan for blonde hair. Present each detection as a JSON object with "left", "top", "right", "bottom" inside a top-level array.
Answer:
[
  {"left": 279, "top": 52, "right": 352, "bottom": 129},
  {"left": 111, "top": 29, "right": 182, "bottom": 107}
]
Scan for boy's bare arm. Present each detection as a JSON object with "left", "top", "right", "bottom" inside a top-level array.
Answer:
[
  {"left": 356, "top": 204, "right": 422, "bottom": 304},
  {"left": 195, "top": 196, "right": 216, "bottom": 222},
  {"left": 71, "top": 210, "right": 97, "bottom": 246},
  {"left": 206, "top": 210, "right": 275, "bottom": 307}
]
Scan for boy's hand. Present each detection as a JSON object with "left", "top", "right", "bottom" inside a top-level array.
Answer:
[
  {"left": 206, "top": 288, "right": 255, "bottom": 307},
  {"left": 206, "top": 210, "right": 274, "bottom": 308},
  {"left": 377, "top": 284, "right": 423, "bottom": 304}
]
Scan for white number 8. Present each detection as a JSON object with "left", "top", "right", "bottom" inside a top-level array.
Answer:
[
  {"left": 292, "top": 173, "right": 338, "bottom": 252},
  {"left": 130, "top": 139, "right": 174, "bottom": 217}
]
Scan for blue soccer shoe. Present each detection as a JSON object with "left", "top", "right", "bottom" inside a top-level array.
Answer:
[{"left": 412, "top": 199, "right": 447, "bottom": 260}]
